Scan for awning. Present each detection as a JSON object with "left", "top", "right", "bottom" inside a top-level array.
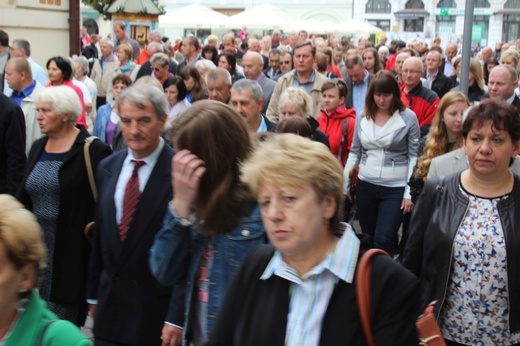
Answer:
[
  {"left": 494, "top": 9, "right": 520, "bottom": 15},
  {"left": 394, "top": 9, "right": 429, "bottom": 19}
]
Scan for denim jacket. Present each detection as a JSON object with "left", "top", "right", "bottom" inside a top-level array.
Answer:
[{"left": 150, "top": 204, "right": 266, "bottom": 342}]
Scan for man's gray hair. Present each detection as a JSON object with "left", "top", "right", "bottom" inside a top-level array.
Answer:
[
  {"left": 148, "top": 30, "right": 162, "bottom": 42},
  {"left": 100, "top": 38, "right": 114, "bottom": 48},
  {"left": 205, "top": 67, "right": 232, "bottom": 86},
  {"left": 150, "top": 53, "right": 169, "bottom": 67},
  {"left": 75, "top": 55, "right": 90, "bottom": 75},
  {"left": 148, "top": 42, "right": 164, "bottom": 53},
  {"left": 231, "top": 79, "right": 263, "bottom": 102},
  {"left": 117, "top": 84, "right": 168, "bottom": 120},
  {"left": 12, "top": 39, "right": 31, "bottom": 57}
]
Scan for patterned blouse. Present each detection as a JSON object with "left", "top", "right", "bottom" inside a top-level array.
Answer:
[{"left": 438, "top": 185, "right": 520, "bottom": 345}]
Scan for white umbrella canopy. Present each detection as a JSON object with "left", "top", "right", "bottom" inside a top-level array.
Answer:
[
  {"left": 284, "top": 19, "right": 337, "bottom": 34},
  {"left": 219, "top": 4, "right": 303, "bottom": 30},
  {"left": 333, "top": 19, "right": 383, "bottom": 35},
  {"left": 160, "top": 4, "right": 229, "bottom": 29}
]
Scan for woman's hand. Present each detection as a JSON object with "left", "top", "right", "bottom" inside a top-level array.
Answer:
[
  {"left": 401, "top": 198, "right": 414, "bottom": 214},
  {"left": 171, "top": 150, "right": 206, "bottom": 218}
]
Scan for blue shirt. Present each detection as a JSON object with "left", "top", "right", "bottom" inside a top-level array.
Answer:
[
  {"left": 256, "top": 115, "right": 268, "bottom": 133},
  {"left": 261, "top": 223, "right": 360, "bottom": 346},
  {"left": 10, "top": 81, "right": 36, "bottom": 106},
  {"left": 352, "top": 71, "right": 369, "bottom": 116}
]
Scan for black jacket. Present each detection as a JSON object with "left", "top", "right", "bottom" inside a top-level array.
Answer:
[
  {"left": 424, "top": 70, "right": 453, "bottom": 99},
  {"left": 18, "top": 127, "right": 112, "bottom": 304},
  {"left": 402, "top": 173, "right": 520, "bottom": 332},
  {"left": 210, "top": 234, "right": 419, "bottom": 346},
  {"left": 0, "top": 94, "right": 26, "bottom": 195}
]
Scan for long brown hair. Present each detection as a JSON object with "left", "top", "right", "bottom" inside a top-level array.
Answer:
[
  {"left": 364, "top": 70, "right": 405, "bottom": 119},
  {"left": 414, "top": 91, "right": 469, "bottom": 181},
  {"left": 170, "top": 100, "right": 256, "bottom": 233},
  {"left": 178, "top": 65, "right": 206, "bottom": 102}
]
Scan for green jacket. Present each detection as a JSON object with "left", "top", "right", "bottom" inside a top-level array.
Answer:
[{"left": 5, "top": 290, "right": 92, "bottom": 346}]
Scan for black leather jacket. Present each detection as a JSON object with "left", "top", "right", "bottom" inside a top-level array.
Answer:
[{"left": 402, "top": 172, "right": 520, "bottom": 332}]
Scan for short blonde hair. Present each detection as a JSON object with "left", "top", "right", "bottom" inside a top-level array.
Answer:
[
  {"left": 38, "top": 86, "right": 81, "bottom": 125},
  {"left": 116, "top": 43, "right": 134, "bottom": 61},
  {"left": 0, "top": 194, "right": 46, "bottom": 273},
  {"left": 278, "top": 87, "right": 311, "bottom": 118},
  {"left": 241, "top": 134, "right": 344, "bottom": 232}
]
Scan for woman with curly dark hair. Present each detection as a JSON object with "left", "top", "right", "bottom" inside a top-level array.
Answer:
[{"left": 201, "top": 44, "right": 219, "bottom": 66}]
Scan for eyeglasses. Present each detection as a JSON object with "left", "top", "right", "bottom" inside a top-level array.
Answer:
[
  {"left": 153, "top": 67, "right": 163, "bottom": 72},
  {"left": 402, "top": 69, "right": 422, "bottom": 75}
]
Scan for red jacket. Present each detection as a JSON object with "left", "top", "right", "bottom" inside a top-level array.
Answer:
[
  {"left": 317, "top": 105, "right": 356, "bottom": 167},
  {"left": 385, "top": 53, "right": 396, "bottom": 71},
  {"left": 400, "top": 83, "right": 439, "bottom": 132}
]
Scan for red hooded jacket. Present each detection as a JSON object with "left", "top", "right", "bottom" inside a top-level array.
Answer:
[{"left": 317, "top": 105, "right": 356, "bottom": 167}]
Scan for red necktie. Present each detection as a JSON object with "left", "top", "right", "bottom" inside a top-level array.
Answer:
[{"left": 119, "top": 160, "right": 145, "bottom": 242}]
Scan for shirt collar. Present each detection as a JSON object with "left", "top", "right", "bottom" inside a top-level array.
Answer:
[
  {"left": 124, "top": 137, "right": 165, "bottom": 168},
  {"left": 11, "top": 81, "right": 36, "bottom": 99},
  {"left": 260, "top": 222, "right": 360, "bottom": 283},
  {"left": 293, "top": 69, "right": 316, "bottom": 84},
  {"left": 256, "top": 115, "right": 268, "bottom": 133},
  {"left": 507, "top": 93, "right": 516, "bottom": 105},
  {"left": 353, "top": 71, "right": 369, "bottom": 86}
]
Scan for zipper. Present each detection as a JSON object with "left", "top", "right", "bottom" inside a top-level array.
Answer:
[{"left": 437, "top": 199, "right": 470, "bottom": 320}]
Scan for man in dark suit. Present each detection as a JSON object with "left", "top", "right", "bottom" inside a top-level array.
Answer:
[
  {"left": 263, "top": 48, "right": 282, "bottom": 79},
  {"left": 88, "top": 84, "right": 182, "bottom": 345},
  {"left": 136, "top": 42, "right": 177, "bottom": 81},
  {"left": 343, "top": 55, "right": 373, "bottom": 116},
  {"left": 424, "top": 50, "right": 453, "bottom": 99},
  {"left": 0, "top": 93, "right": 26, "bottom": 195},
  {"left": 242, "top": 51, "right": 276, "bottom": 114},
  {"left": 489, "top": 65, "right": 520, "bottom": 114}
]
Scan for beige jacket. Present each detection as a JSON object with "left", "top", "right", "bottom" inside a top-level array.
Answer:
[
  {"left": 266, "top": 69, "right": 329, "bottom": 122},
  {"left": 90, "top": 56, "right": 119, "bottom": 97}
]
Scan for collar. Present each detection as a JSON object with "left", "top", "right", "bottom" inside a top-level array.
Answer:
[
  {"left": 352, "top": 71, "right": 369, "bottom": 86},
  {"left": 427, "top": 70, "right": 438, "bottom": 79},
  {"left": 293, "top": 69, "right": 316, "bottom": 84},
  {"left": 254, "top": 73, "right": 265, "bottom": 83},
  {"left": 260, "top": 223, "right": 360, "bottom": 283},
  {"left": 256, "top": 115, "right": 268, "bottom": 133},
  {"left": 323, "top": 104, "right": 347, "bottom": 116},
  {"left": 507, "top": 93, "right": 516, "bottom": 105},
  {"left": 124, "top": 137, "right": 165, "bottom": 168},
  {"left": 402, "top": 81, "right": 423, "bottom": 96},
  {"left": 11, "top": 81, "right": 36, "bottom": 100},
  {"left": 102, "top": 54, "right": 115, "bottom": 62}
]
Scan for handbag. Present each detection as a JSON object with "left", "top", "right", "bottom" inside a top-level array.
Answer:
[
  {"left": 356, "top": 249, "right": 446, "bottom": 346},
  {"left": 83, "top": 136, "right": 99, "bottom": 241}
]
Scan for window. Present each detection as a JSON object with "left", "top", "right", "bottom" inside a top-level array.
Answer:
[
  {"left": 474, "top": 0, "right": 490, "bottom": 7},
  {"left": 404, "top": 18, "right": 424, "bottom": 32},
  {"left": 504, "top": 15, "right": 520, "bottom": 43},
  {"left": 436, "top": 0, "right": 456, "bottom": 7},
  {"left": 436, "top": 16, "right": 456, "bottom": 35},
  {"left": 368, "top": 19, "right": 391, "bottom": 31},
  {"left": 405, "top": 0, "right": 424, "bottom": 9},
  {"left": 366, "top": 0, "right": 391, "bottom": 13},
  {"left": 504, "top": 0, "right": 520, "bottom": 8}
]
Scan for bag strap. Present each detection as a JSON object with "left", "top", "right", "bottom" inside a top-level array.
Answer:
[
  {"left": 337, "top": 118, "right": 349, "bottom": 163},
  {"left": 37, "top": 320, "right": 57, "bottom": 346},
  {"left": 356, "top": 248, "right": 391, "bottom": 346},
  {"left": 84, "top": 136, "right": 99, "bottom": 202}
]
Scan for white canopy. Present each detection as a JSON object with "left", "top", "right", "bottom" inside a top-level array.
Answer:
[
  {"left": 284, "top": 19, "right": 337, "bottom": 34},
  {"left": 219, "top": 4, "right": 302, "bottom": 30},
  {"left": 160, "top": 4, "right": 229, "bottom": 29},
  {"left": 333, "top": 19, "right": 383, "bottom": 35}
]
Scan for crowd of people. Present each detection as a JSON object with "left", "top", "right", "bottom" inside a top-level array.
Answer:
[{"left": 1, "top": 23, "right": 520, "bottom": 345}]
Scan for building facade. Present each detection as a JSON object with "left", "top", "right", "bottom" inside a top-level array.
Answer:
[{"left": 353, "top": 0, "right": 520, "bottom": 48}]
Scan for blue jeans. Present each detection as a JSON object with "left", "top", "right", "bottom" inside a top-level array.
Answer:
[{"left": 355, "top": 179, "right": 404, "bottom": 256}]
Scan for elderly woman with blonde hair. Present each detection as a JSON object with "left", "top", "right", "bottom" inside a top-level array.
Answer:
[
  {"left": 209, "top": 134, "right": 419, "bottom": 346},
  {"left": 278, "top": 87, "right": 330, "bottom": 148},
  {"left": 0, "top": 194, "right": 91, "bottom": 345}
]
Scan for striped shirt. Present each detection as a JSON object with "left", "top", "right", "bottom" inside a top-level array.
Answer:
[{"left": 260, "top": 223, "right": 360, "bottom": 346}]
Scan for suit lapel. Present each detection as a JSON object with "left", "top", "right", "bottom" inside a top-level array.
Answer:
[
  {"left": 102, "top": 151, "right": 127, "bottom": 259},
  {"left": 360, "top": 111, "right": 405, "bottom": 145}
]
